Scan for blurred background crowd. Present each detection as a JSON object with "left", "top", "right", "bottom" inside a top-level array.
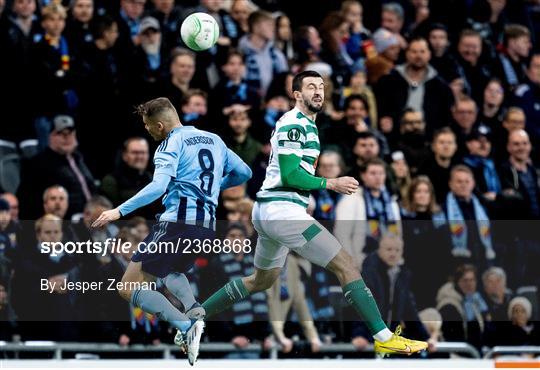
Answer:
[{"left": 0, "top": 0, "right": 539, "bottom": 359}]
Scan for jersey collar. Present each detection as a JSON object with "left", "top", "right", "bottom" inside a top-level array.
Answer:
[{"left": 295, "top": 108, "right": 316, "bottom": 125}]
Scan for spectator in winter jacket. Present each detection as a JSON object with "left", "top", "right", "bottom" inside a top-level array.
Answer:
[
  {"left": 319, "top": 11, "right": 355, "bottom": 88},
  {"left": 365, "top": 28, "right": 400, "bottom": 85},
  {"left": 428, "top": 23, "right": 459, "bottom": 83},
  {"left": 450, "top": 97, "right": 479, "bottom": 159},
  {"left": 482, "top": 267, "right": 512, "bottom": 322},
  {"left": 100, "top": 137, "right": 156, "bottom": 219},
  {"left": 402, "top": 176, "right": 452, "bottom": 310},
  {"left": 18, "top": 115, "right": 96, "bottom": 219},
  {"left": 396, "top": 108, "right": 430, "bottom": 173},
  {"left": 512, "top": 54, "right": 540, "bottom": 150},
  {"left": 351, "top": 235, "right": 430, "bottom": 350},
  {"left": 335, "top": 158, "right": 401, "bottom": 268},
  {"left": 375, "top": 37, "right": 453, "bottom": 138},
  {"left": 462, "top": 126, "right": 502, "bottom": 202},
  {"left": 454, "top": 29, "right": 492, "bottom": 105},
  {"left": 492, "top": 107, "right": 526, "bottom": 163},
  {"left": 224, "top": 108, "right": 262, "bottom": 168},
  {"left": 499, "top": 129, "right": 540, "bottom": 219},
  {"left": 436, "top": 264, "right": 491, "bottom": 350},
  {"left": 115, "top": 0, "right": 146, "bottom": 53},
  {"left": 443, "top": 165, "right": 496, "bottom": 273},
  {"left": 494, "top": 24, "right": 531, "bottom": 92},
  {"left": 32, "top": 3, "right": 81, "bottom": 150},
  {"left": 0, "top": 0, "right": 42, "bottom": 141},
  {"left": 499, "top": 129, "right": 540, "bottom": 286},
  {"left": 148, "top": 0, "right": 184, "bottom": 50},
  {"left": 417, "top": 127, "right": 458, "bottom": 204},
  {"left": 238, "top": 10, "right": 287, "bottom": 97},
  {"left": 65, "top": 0, "right": 94, "bottom": 53}
]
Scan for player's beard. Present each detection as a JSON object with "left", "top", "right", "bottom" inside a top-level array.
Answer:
[
  {"left": 304, "top": 95, "right": 324, "bottom": 114},
  {"left": 306, "top": 102, "right": 323, "bottom": 113}
]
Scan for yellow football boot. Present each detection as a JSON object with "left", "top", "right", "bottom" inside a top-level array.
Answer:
[{"left": 374, "top": 326, "right": 428, "bottom": 357}]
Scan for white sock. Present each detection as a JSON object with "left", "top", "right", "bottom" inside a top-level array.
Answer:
[{"left": 373, "top": 328, "right": 393, "bottom": 342}]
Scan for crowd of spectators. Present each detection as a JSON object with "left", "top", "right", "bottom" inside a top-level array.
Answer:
[{"left": 0, "top": 0, "right": 539, "bottom": 358}]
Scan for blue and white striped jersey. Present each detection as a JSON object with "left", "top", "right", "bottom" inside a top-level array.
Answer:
[{"left": 154, "top": 126, "right": 243, "bottom": 228}]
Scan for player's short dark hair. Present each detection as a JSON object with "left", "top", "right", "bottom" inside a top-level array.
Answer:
[
  {"left": 360, "top": 157, "right": 386, "bottom": 173},
  {"left": 292, "top": 70, "right": 323, "bottom": 93},
  {"left": 135, "top": 97, "right": 177, "bottom": 119},
  {"left": 248, "top": 10, "right": 274, "bottom": 33},
  {"left": 344, "top": 94, "right": 369, "bottom": 112},
  {"left": 91, "top": 15, "right": 116, "bottom": 40}
]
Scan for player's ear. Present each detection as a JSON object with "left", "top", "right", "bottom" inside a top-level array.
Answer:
[{"left": 293, "top": 90, "right": 302, "bottom": 101}]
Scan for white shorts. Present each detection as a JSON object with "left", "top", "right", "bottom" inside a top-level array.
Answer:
[{"left": 252, "top": 201, "right": 342, "bottom": 270}]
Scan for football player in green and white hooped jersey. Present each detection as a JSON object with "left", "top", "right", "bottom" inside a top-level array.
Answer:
[
  {"left": 256, "top": 101, "right": 325, "bottom": 207},
  {"left": 200, "top": 71, "right": 429, "bottom": 356}
]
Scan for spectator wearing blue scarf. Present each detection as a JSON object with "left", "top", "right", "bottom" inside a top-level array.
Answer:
[
  {"left": 238, "top": 10, "right": 288, "bottom": 98},
  {"left": 402, "top": 176, "right": 453, "bottom": 310},
  {"left": 308, "top": 151, "right": 343, "bottom": 337},
  {"left": 335, "top": 158, "right": 401, "bottom": 268},
  {"left": 437, "top": 264, "right": 491, "bottom": 350},
  {"left": 210, "top": 49, "right": 260, "bottom": 125},
  {"left": 180, "top": 89, "right": 208, "bottom": 129},
  {"left": 32, "top": 3, "right": 80, "bottom": 151},
  {"left": 462, "top": 126, "right": 502, "bottom": 202},
  {"left": 444, "top": 166, "right": 496, "bottom": 274}
]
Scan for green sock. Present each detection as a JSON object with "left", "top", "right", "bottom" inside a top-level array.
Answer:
[
  {"left": 343, "top": 279, "right": 388, "bottom": 335},
  {"left": 202, "top": 278, "right": 250, "bottom": 318}
]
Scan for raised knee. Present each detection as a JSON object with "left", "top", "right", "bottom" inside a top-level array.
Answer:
[{"left": 245, "top": 275, "right": 274, "bottom": 292}]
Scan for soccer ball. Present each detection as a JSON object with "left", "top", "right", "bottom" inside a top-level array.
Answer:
[{"left": 180, "top": 12, "right": 220, "bottom": 52}]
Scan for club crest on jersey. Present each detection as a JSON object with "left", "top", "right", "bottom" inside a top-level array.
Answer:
[{"left": 287, "top": 128, "right": 301, "bottom": 142}]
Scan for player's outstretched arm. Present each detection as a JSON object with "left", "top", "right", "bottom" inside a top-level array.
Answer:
[
  {"left": 279, "top": 154, "right": 358, "bottom": 194},
  {"left": 91, "top": 173, "right": 171, "bottom": 228},
  {"left": 221, "top": 149, "right": 253, "bottom": 190}
]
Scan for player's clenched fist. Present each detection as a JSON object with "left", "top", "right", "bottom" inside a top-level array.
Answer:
[
  {"left": 91, "top": 208, "right": 121, "bottom": 228},
  {"left": 326, "top": 176, "right": 359, "bottom": 195}
]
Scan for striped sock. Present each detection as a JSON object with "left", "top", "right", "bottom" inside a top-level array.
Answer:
[
  {"left": 131, "top": 289, "right": 191, "bottom": 332},
  {"left": 160, "top": 273, "right": 197, "bottom": 312},
  {"left": 201, "top": 278, "right": 249, "bottom": 318},
  {"left": 343, "top": 279, "right": 388, "bottom": 337}
]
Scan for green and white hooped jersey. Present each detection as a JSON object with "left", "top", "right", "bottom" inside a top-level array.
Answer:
[{"left": 256, "top": 107, "right": 321, "bottom": 207}]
